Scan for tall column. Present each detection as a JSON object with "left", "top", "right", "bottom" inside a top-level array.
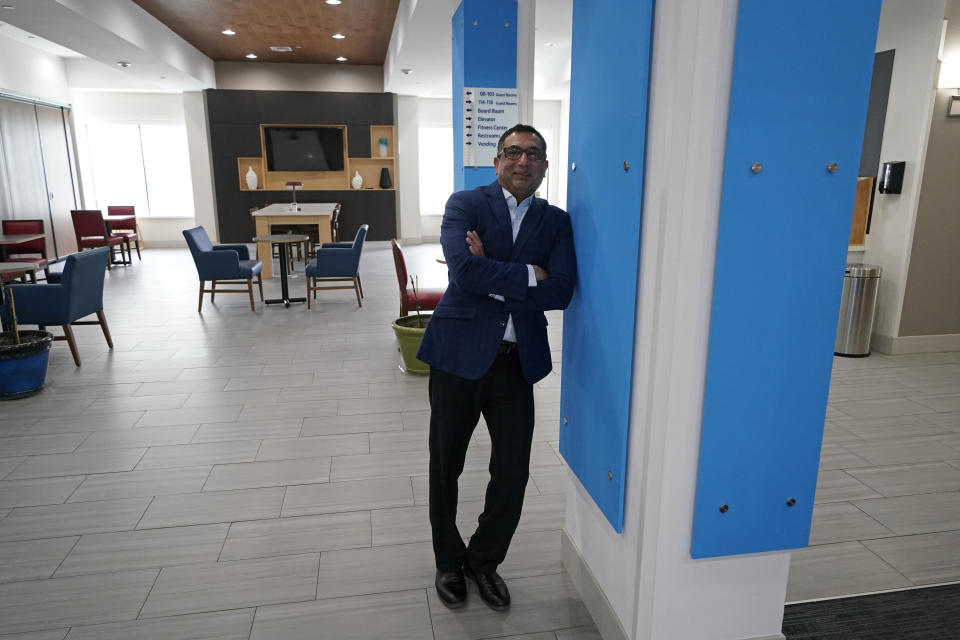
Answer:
[{"left": 452, "top": 0, "right": 532, "bottom": 192}]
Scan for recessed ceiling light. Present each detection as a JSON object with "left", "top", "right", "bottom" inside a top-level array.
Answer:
[
  {"left": 336, "top": 56, "right": 347, "bottom": 62},
  {"left": 245, "top": 53, "right": 257, "bottom": 60},
  {"left": 270, "top": 46, "right": 293, "bottom": 52},
  {"left": 325, "top": 0, "right": 342, "bottom": 5},
  {"left": 332, "top": 33, "right": 345, "bottom": 39},
  {"left": 221, "top": 28, "right": 236, "bottom": 36},
  {"left": 116, "top": 61, "right": 131, "bottom": 68},
  {"left": 1, "top": 5, "right": 14, "bottom": 9},
  {"left": 401, "top": 68, "right": 413, "bottom": 75}
]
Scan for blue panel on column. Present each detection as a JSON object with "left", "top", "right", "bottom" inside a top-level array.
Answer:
[
  {"left": 691, "top": 0, "right": 881, "bottom": 558},
  {"left": 452, "top": 0, "right": 516, "bottom": 192},
  {"left": 559, "top": 0, "right": 654, "bottom": 533}
]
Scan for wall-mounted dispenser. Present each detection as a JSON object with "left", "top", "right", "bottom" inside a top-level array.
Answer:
[{"left": 877, "top": 161, "right": 905, "bottom": 194}]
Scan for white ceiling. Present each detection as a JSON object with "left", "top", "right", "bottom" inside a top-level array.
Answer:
[{"left": 0, "top": 0, "right": 571, "bottom": 100}]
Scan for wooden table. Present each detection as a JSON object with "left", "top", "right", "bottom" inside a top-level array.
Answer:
[
  {"left": 251, "top": 203, "right": 338, "bottom": 279},
  {"left": 0, "top": 261, "right": 38, "bottom": 288},
  {"left": 252, "top": 234, "right": 309, "bottom": 307},
  {"left": 0, "top": 232, "right": 45, "bottom": 263}
]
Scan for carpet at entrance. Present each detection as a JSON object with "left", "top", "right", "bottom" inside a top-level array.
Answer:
[{"left": 782, "top": 583, "right": 960, "bottom": 639}]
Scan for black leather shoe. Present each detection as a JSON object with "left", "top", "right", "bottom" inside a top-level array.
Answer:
[
  {"left": 464, "top": 565, "right": 510, "bottom": 611},
  {"left": 435, "top": 569, "right": 467, "bottom": 609}
]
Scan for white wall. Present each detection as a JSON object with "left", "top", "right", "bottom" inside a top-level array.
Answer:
[
  {"left": 862, "top": 0, "right": 946, "bottom": 341},
  {"left": 215, "top": 62, "right": 383, "bottom": 93},
  {"left": 71, "top": 91, "right": 200, "bottom": 246},
  {"left": 0, "top": 35, "right": 72, "bottom": 105},
  {"left": 396, "top": 95, "right": 422, "bottom": 242},
  {"left": 183, "top": 92, "right": 217, "bottom": 241},
  {"left": 563, "top": 2, "right": 790, "bottom": 639}
]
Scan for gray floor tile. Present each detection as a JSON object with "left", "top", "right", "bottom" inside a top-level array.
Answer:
[
  {"left": 223, "top": 373, "right": 317, "bottom": 392},
  {"left": 277, "top": 383, "right": 370, "bottom": 402},
  {"left": 176, "top": 365, "right": 264, "bottom": 380},
  {"left": 428, "top": 572, "right": 593, "bottom": 640},
  {"left": 26, "top": 412, "right": 145, "bottom": 435},
  {"left": 843, "top": 438, "right": 957, "bottom": 466},
  {"left": 239, "top": 401, "right": 338, "bottom": 422},
  {"left": 6, "top": 449, "right": 146, "bottom": 480},
  {"left": 131, "top": 379, "right": 229, "bottom": 397},
  {"left": 140, "top": 554, "right": 319, "bottom": 618},
  {"left": 0, "top": 457, "right": 27, "bottom": 480},
  {"left": 137, "top": 487, "right": 284, "bottom": 529},
  {"left": 368, "top": 430, "right": 429, "bottom": 454},
  {"left": 282, "top": 477, "right": 414, "bottom": 517},
  {"left": 370, "top": 505, "right": 430, "bottom": 547},
  {"left": 913, "top": 394, "right": 960, "bottom": 412},
  {"left": 300, "top": 412, "right": 403, "bottom": 436},
  {"left": 818, "top": 444, "right": 872, "bottom": 471},
  {"left": 847, "top": 462, "right": 960, "bottom": 497},
  {"left": 807, "top": 502, "right": 894, "bottom": 545},
  {"left": 191, "top": 419, "right": 304, "bottom": 443},
  {"left": 0, "top": 630, "right": 68, "bottom": 640},
  {"left": 203, "top": 458, "right": 331, "bottom": 492},
  {"left": 55, "top": 523, "right": 228, "bottom": 576},
  {"left": 829, "top": 398, "right": 936, "bottom": 420},
  {"left": 255, "top": 434, "right": 369, "bottom": 461},
  {"left": 0, "top": 498, "right": 150, "bottom": 542},
  {"left": 219, "top": 511, "right": 371, "bottom": 561},
  {"left": 0, "top": 537, "right": 78, "bottom": 582},
  {"left": 136, "top": 405, "right": 243, "bottom": 428},
  {"left": 67, "top": 466, "right": 211, "bottom": 502},
  {"left": 786, "top": 541, "right": 911, "bottom": 602},
  {"left": 64, "top": 609, "right": 255, "bottom": 640},
  {"left": 250, "top": 589, "right": 433, "bottom": 640},
  {"left": 830, "top": 415, "right": 948, "bottom": 441},
  {"left": 135, "top": 440, "right": 261, "bottom": 470},
  {"left": 813, "top": 470, "right": 882, "bottom": 503},
  {"left": 0, "top": 569, "right": 158, "bottom": 635},
  {"left": 181, "top": 388, "right": 281, "bottom": 408},
  {"left": 316, "top": 541, "right": 434, "bottom": 599},
  {"left": 555, "top": 629, "right": 603, "bottom": 640},
  {"left": 0, "top": 477, "right": 85, "bottom": 509},
  {"left": 862, "top": 530, "right": 960, "bottom": 585},
  {"left": 329, "top": 449, "right": 428, "bottom": 482},
  {"left": 337, "top": 395, "right": 430, "bottom": 416},
  {"left": 852, "top": 492, "right": 960, "bottom": 535},
  {"left": 81, "top": 394, "right": 189, "bottom": 415},
  {"left": 76, "top": 425, "right": 198, "bottom": 451},
  {"left": 0, "top": 434, "right": 89, "bottom": 458}
]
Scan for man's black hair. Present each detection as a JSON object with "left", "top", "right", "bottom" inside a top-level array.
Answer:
[{"left": 496, "top": 124, "right": 547, "bottom": 155}]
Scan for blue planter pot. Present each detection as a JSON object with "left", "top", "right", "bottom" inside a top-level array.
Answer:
[{"left": 0, "top": 330, "right": 54, "bottom": 400}]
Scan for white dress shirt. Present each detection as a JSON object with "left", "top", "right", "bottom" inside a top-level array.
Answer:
[{"left": 496, "top": 187, "right": 538, "bottom": 343}]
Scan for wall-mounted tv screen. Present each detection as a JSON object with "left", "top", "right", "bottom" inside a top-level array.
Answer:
[{"left": 263, "top": 126, "right": 345, "bottom": 172}]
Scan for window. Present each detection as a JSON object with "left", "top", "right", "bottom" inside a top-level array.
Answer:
[
  {"left": 84, "top": 123, "right": 195, "bottom": 218},
  {"left": 418, "top": 126, "right": 454, "bottom": 216}
]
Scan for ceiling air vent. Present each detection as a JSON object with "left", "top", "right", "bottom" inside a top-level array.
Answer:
[{"left": 270, "top": 46, "right": 293, "bottom": 52}]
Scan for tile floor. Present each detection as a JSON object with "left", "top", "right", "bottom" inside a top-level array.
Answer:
[{"left": 0, "top": 244, "right": 957, "bottom": 638}]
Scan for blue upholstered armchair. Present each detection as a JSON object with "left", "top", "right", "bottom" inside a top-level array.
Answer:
[
  {"left": 305, "top": 224, "right": 368, "bottom": 309},
  {"left": 183, "top": 226, "right": 263, "bottom": 313},
  {"left": 0, "top": 247, "right": 112, "bottom": 366}
]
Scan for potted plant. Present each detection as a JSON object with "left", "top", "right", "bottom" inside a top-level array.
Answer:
[
  {"left": 391, "top": 276, "right": 431, "bottom": 374},
  {"left": 0, "top": 287, "right": 54, "bottom": 399}
]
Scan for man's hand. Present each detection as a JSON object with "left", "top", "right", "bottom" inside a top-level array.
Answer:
[
  {"left": 466, "top": 230, "right": 485, "bottom": 257},
  {"left": 533, "top": 265, "right": 548, "bottom": 281}
]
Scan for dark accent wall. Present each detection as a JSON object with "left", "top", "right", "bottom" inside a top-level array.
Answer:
[{"left": 205, "top": 89, "right": 397, "bottom": 243}]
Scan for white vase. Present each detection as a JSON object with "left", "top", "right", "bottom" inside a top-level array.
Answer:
[
  {"left": 351, "top": 170, "right": 363, "bottom": 189},
  {"left": 245, "top": 166, "right": 258, "bottom": 190}
]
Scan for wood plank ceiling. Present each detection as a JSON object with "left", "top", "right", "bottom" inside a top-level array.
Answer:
[{"left": 131, "top": 0, "right": 400, "bottom": 65}]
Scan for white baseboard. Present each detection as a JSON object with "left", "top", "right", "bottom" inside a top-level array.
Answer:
[
  {"left": 561, "top": 530, "right": 629, "bottom": 640},
  {"left": 872, "top": 333, "right": 960, "bottom": 354}
]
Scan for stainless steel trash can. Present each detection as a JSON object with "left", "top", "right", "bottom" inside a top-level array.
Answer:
[{"left": 834, "top": 264, "right": 881, "bottom": 357}]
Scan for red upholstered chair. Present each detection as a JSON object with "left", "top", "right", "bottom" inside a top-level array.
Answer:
[
  {"left": 106, "top": 205, "right": 141, "bottom": 260},
  {"left": 70, "top": 209, "right": 127, "bottom": 270},
  {"left": 1, "top": 219, "right": 48, "bottom": 282},
  {"left": 391, "top": 239, "right": 445, "bottom": 317}
]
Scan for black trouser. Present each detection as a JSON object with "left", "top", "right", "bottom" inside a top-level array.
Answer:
[{"left": 428, "top": 350, "right": 536, "bottom": 574}]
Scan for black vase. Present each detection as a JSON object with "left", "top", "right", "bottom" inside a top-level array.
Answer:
[{"left": 379, "top": 167, "right": 392, "bottom": 189}]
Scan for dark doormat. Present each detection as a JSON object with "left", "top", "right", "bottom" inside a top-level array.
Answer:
[{"left": 782, "top": 583, "right": 960, "bottom": 639}]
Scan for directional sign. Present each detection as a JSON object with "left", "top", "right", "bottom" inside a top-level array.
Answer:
[{"left": 462, "top": 87, "right": 518, "bottom": 167}]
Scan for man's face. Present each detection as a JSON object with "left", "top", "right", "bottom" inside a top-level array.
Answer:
[{"left": 494, "top": 131, "right": 548, "bottom": 201}]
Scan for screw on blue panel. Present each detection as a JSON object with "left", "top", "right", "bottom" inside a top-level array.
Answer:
[
  {"left": 718, "top": 504, "right": 729, "bottom": 513},
  {"left": 607, "top": 470, "right": 613, "bottom": 480},
  {"left": 750, "top": 162, "right": 763, "bottom": 174},
  {"left": 786, "top": 497, "right": 796, "bottom": 507}
]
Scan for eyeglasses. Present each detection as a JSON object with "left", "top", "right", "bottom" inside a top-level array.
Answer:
[{"left": 498, "top": 145, "right": 546, "bottom": 162}]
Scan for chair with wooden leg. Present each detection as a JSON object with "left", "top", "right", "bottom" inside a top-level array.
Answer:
[
  {"left": 305, "top": 224, "right": 368, "bottom": 309},
  {"left": 0, "top": 247, "right": 113, "bottom": 366},
  {"left": 106, "top": 205, "right": 141, "bottom": 261},
  {"left": 70, "top": 209, "right": 128, "bottom": 269},
  {"left": 183, "top": 226, "right": 263, "bottom": 312}
]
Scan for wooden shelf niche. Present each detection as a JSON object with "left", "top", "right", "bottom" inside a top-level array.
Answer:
[
  {"left": 347, "top": 125, "right": 396, "bottom": 190},
  {"left": 237, "top": 158, "right": 264, "bottom": 191}
]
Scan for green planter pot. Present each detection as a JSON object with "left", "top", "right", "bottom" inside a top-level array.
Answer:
[
  {"left": 0, "top": 330, "right": 54, "bottom": 400},
  {"left": 392, "top": 313, "right": 431, "bottom": 374}
]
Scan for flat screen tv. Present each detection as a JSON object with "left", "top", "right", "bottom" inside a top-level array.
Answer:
[{"left": 263, "top": 126, "right": 345, "bottom": 172}]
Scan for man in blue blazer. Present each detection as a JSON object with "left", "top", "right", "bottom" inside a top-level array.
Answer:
[{"left": 417, "top": 124, "right": 576, "bottom": 611}]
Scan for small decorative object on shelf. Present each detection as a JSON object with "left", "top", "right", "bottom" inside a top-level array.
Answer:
[
  {"left": 379, "top": 167, "right": 392, "bottom": 189},
  {"left": 286, "top": 181, "right": 303, "bottom": 211},
  {"left": 245, "top": 166, "right": 258, "bottom": 190},
  {"left": 351, "top": 170, "right": 363, "bottom": 189},
  {"left": 378, "top": 137, "right": 389, "bottom": 157}
]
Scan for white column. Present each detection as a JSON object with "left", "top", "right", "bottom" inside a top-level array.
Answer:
[{"left": 516, "top": 0, "right": 535, "bottom": 124}]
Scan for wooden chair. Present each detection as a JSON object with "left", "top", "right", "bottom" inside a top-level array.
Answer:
[
  {"left": 70, "top": 209, "right": 127, "bottom": 269},
  {"left": 305, "top": 224, "right": 367, "bottom": 309},
  {"left": 106, "top": 205, "right": 141, "bottom": 260},
  {"left": 183, "top": 226, "right": 263, "bottom": 312},
  {"left": 391, "top": 239, "right": 445, "bottom": 317},
  {"left": 1, "top": 219, "right": 49, "bottom": 282}
]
